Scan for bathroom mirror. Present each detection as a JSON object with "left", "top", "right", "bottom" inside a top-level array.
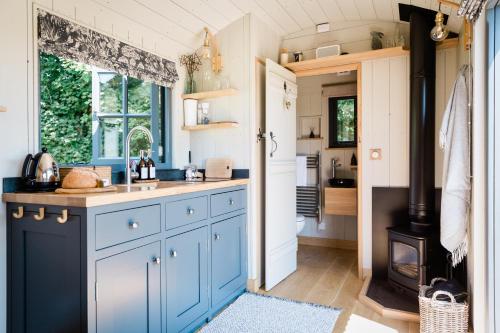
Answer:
[{"left": 328, "top": 95, "right": 357, "bottom": 148}]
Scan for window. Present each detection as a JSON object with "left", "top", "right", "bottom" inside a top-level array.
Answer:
[
  {"left": 39, "top": 52, "right": 171, "bottom": 167},
  {"left": 328, "top": 96, "right": 357, "bottom": 148}
]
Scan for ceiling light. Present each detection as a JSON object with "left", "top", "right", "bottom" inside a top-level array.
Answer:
[{"left": 430, "top": 5, "right": 449, "bottom": 42}]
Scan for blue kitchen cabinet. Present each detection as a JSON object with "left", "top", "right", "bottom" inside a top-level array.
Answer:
[
  {"left": 165, "top": 227, "right": 209, "bottom": 332},
  {"left": 6, "top": 185, "right": 247, "bottom": 333},
  {"left": 8, "top": 208, "right": 84, "bottom": 333},
  {"left": 211, "top": 214, "right": 247, "bottom": 308},
  {"left": 95, "top": 241, "right": 162, "bottom": 333}
]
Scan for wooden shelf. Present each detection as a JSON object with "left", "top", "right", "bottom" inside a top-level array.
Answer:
[
  {"left": 297, "top": 137, "right": 323, "bottom": 141},
  {"left": 182, "top": 88, "right": 238, "bottom": 100},
  {"left": 285, "top": 46, "right": 408, "bottom": 77},
  {"left": 182, "top": 122, "right": 239, "bottom": 131}
]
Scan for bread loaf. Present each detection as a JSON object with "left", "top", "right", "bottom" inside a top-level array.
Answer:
[{"left": 62, "top": 169, "right": 99, "bottom": 189}]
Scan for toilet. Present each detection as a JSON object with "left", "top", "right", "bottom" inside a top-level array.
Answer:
[{"left": 296, "top": 214, "right": 305, "bottom": 235}]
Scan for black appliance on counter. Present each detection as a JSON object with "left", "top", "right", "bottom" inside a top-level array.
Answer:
[{"left": 22, "top": 147, "right": 60, "bottom": 191}]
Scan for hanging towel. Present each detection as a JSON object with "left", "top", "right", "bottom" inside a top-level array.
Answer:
[
  {"left": 439, "top": 65, "right": 471, "bottom": 267},
  {"left": 296, "top": 155, "right": 307, "bottom": 186}
]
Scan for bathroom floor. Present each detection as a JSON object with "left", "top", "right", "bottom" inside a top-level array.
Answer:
[{"left": 259, "top": 245, "right": 419, "bottom": 333}]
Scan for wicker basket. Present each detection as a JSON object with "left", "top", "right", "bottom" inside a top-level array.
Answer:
[
  {"left": 419, "top": 278, "right": 469, "bottom": 333},
  {"left": 59, "top": 166, "right": 112, "bottom": 184}
]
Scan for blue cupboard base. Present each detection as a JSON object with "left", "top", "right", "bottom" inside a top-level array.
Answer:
[
  {"left": 6, "top": 185, "right": 247, "bottom": 333},
  {"left": 187, "top": 285, "right": 247, "bottom": 333}
]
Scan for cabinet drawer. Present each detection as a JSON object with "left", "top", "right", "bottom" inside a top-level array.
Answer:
[
  {"left": 95, "top": 205, "right": 161, "bottom": 250},
  {"left": 165, "top": 196, "right": 208, "bottom": 230},
  {"left": 210, "top": 190, "right": 245, "bottom": 217}
]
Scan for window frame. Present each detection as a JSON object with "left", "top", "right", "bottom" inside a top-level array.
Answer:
[
  {"left": 38, "top": 53, "right": 172, "bottom": 169},
  {"left": 328, "top": 95, "right": 358, "bottom": 149}
]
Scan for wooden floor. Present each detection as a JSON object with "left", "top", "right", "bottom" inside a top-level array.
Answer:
[{"left": 259, "top": 245, "right": 419, "bottom": 333}]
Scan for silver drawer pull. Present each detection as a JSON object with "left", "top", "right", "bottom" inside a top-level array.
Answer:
[
  {"left": 187, "top": 207, "right": 195, "bottom": 215},
  {"left": 229, "top": 199, "right": 235, "bottom": 206},
  {"left": 129, "top": 221, "right": 139, "bottom": 229},
  {"left": 152, "top": 257, "right": 161, "bottom": 265},
  {"left": 170, "top": 249, "right": 177, "bottom": 258},
  {"left": 214, "top": 233, "right": 222, "bottom": 241}
]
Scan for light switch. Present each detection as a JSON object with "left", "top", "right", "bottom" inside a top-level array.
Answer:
[{"left": 370, "top": 148, "right": 382, "bottom": 160}]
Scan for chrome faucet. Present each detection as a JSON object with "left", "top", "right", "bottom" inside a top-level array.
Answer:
[{"left": 125, "top": 126, "right": 154, "bottom": 186}]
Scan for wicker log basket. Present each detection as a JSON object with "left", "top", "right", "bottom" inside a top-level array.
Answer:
[{"left": 419, "top": 278, "right": 469, "bottom": 333}]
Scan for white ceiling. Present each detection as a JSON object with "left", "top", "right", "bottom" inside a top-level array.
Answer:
[{"left": 98, "top": 0, "right": 462, "bottom": 50}]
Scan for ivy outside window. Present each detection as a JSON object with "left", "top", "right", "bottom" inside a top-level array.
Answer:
[
  {"left": 328, "top": 96, "right": 357, "bottom": 148},
  {"left": 39, "top": 52, "right": 172, "bottom": 168}
]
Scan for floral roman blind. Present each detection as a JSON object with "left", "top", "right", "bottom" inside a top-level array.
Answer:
[{"left": 37, "top": 9, "right": 179, "bottom": 87}]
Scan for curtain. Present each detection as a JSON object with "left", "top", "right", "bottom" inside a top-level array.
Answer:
[
  {"left": 458, "top": 0, "right": 489, "bottom": 22},
  {"left": 37, "top": 9, "right": 179, "bottom": 87}
]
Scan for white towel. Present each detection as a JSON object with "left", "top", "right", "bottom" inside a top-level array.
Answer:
[
  {"left": 296, "top": 155, "right": 307, "bottom": 186},
  {"left": 439, "top": 65, "right": 471, "bottom": 267}
]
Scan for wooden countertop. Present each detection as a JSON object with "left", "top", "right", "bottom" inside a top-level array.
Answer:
[{"left": 2, "top": 179, "right": 249, "bottom": 208}]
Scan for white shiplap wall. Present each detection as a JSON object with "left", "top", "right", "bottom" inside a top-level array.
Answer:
[{"left": 360, "top": 48, "right": 459, "bottom": 270}]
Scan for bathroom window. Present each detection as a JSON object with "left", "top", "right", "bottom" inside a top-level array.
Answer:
[
  {"left": 328, "top": 96, "right": 357, "bottom": 148},
  {"left": 39, "top": 52, "right": 172, "bottom": 167}
]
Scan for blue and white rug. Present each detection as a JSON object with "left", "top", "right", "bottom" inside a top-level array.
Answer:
[{"left": 200, "top": 293, "right": 341, "bottom": 333}]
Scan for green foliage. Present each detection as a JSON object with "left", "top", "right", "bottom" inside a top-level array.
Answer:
[
  {"left": 336, "top": 98, "right": 356, "bottom": 142},
  {"left": 40, "top": 52, "right": 92, "bottom": 164},
  {"left": 40, "top": 53, "right": 157, "bottom": 164}
]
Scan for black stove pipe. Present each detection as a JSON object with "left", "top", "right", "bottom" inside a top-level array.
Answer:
[{"left": 408, "top": 10, "right": 436, "bottom": 231}]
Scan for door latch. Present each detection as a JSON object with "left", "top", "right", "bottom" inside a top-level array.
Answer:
[{"left": 257, "top": 128, "right": 266, "bottom": 143}]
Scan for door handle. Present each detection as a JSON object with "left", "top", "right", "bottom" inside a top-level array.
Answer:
[
  {"left": 170, "top": 249, "right": 177, "bottom": 258},
  {"left": 270, "top": 131, "right": 278, "bottom": 158},
  {"left": 129, "top": 221, "right": 139, "bottom": 229},
  {"left": 152, "top": 257, "right": 161, "bottom": 265},
  {"left": 187, "top": 207, "right": 195, "bottom": 215},
  {"left": 214, "top": 233, "right": 222, "bottom": 241}
]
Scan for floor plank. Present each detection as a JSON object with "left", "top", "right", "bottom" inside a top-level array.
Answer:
[{"left": 259, "top": 245, "right": 417, "bottom": 333}]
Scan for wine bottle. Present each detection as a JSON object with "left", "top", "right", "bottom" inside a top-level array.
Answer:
[
  {"left": 138, "top": 150, "right": 148, "bottom": 180},
  {"left": 147, "top": 149, "right": 156, "bottom": 180}
]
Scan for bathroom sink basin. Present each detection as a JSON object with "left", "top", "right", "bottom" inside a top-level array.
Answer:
[{"left": 328, "top": 178, "right": 355, "bottom": 188}]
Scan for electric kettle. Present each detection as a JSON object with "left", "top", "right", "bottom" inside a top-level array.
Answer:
[{"left": 22, "top": 147, "right": 60, "bottom": 191}]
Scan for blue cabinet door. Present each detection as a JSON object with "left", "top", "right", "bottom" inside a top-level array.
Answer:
[
  {"left": 166, "top": 227, "right": 209, "bottom": 332},
  {"left": 95, "top": 242, "right": 162, "bottom": 333},
  {"left": 211, "top": 215, "right": 247, "bottom": 308}
]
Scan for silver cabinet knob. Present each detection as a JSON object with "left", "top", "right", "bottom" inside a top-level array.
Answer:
[
  {"left": 152, "top": 257, "right": 161, "bottom": 265},
  {"left": 187, "top": 207, "right": 195, "bottom": 215},
  {"left": 214, "top": 233, "right": 222, "bottom": 241},
  {"left": 170, "top": 249, "right": 177, "bottom": 258},
  {"left": 129, "top": 221, "right": 139, "bottom": 229},
  {"left": 229, "top": 199, "right": 235, "bottom": 206}
]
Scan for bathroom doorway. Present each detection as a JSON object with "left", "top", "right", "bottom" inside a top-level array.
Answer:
[{"left": 296, "top": 70, "right": 360, "bottom": 264}]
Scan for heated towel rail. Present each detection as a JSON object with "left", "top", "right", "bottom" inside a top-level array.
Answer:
[{"left": 296, "top": 152, "right": 321, "bottom": 221}]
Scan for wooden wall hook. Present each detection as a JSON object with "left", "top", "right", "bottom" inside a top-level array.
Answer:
[
  {"left": 12, "top": 206, "right": 23, "bottom": 219},
  {"left": 57, "top": 209, "right": 68, "bottom": 224},
  {"left": 34, "top": 207, "right": 45, "bottom": 221}
]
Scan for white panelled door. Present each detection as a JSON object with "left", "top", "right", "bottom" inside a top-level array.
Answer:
[{"left": 265, "top": 59, "right": 297, "bottom": 291}]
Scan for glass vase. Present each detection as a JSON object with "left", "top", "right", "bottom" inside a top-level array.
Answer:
[{"left": 184, "top": 75, "right": 196, "bottom": 94}]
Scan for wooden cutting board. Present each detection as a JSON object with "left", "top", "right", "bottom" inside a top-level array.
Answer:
[
  {"left": 55, "top": 186, "right": 118, "bottom": 194},
  {"left": 205, "top": 158, "right": 233, "bottom": 179}
]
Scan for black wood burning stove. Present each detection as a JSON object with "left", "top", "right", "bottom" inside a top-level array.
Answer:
[
  {"left": 388, "top": 227, "right": 432, "bottom": 294},
  {"left": 387, "top": 5, "right": 438, "bottom": 295}
]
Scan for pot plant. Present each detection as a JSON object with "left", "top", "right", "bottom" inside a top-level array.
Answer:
[{"left": 180, "top": 52, "right": 202, "bottom": 94}]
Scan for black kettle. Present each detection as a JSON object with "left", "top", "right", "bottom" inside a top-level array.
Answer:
[{"left": 22, "top": 147, "right": 60, "bottom": 191}]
